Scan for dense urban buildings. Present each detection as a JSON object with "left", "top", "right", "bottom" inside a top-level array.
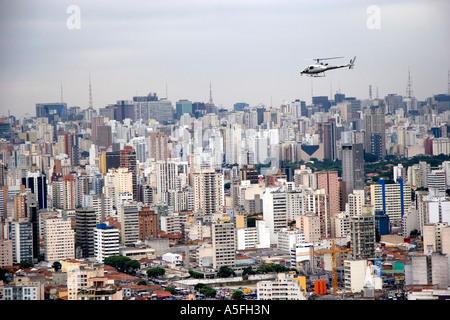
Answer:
[{"left": 1, "top": 85, "right": 450, "bottom": 302}]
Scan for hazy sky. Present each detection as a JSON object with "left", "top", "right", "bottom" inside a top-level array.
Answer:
[{"left": 0, "top": 0, "right": 449, "bottom": 117}]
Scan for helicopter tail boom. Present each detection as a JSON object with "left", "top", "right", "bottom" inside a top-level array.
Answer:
[{"left": 349, "top": 56, "right": 356, "bottom": 69}]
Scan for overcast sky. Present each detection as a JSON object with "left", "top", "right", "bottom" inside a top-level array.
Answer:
[{"left": 0, "top": 0, "right": 449, "bottom": 117}]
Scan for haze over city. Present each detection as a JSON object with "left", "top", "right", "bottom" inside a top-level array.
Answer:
[{"left": 0, "top": 0, "right": 449, "bottom": 117}]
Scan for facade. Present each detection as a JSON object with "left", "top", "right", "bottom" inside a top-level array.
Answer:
[
  {"left": 341, "top": 143, "right": 365, "bottom": 197},
  {"left": 44, "top": 217, "right": 75, "bottom": 262},
  {"left": 344, "top": 259, "right": 367, "bottom": 293},
  {"left": 120, "top": 203, "right": 140, "bottom": 246},
  {"left": 193, "top": 169, "right": 224, "bottom": 216},
  {"left": 0, "top": 239, "right": 13, "bottom": 267},
  {"left": 149, "top": 132, "right": 168, "bottom": 161},
  {"left": 10, "top": 221, "right": 33, "bottom": 264},
  {"left": 236, "top": 220, "right": 270, "bottom": 250},
  {"left": 257, "top": 273, "right": 307, "bottom": 300},
  {"left": 370, "top": 178, "right": 411, "bottom": 222},
  {"left": 314, "top": 171, "right": 340, "bottom": 215},
  {"left": 212, "top": 221, "right": 235, "bottom": 269},
  {"left": 350, "top": 206, "right": 376, "bottom": 260},
  {"left": 75, "top": 208, "right": 97, "bottom": 259},
  {"left": 263, "top": 187, "right": 288, "bottom": 245},
  {"left": 138, "top": 206, "right": 159, "bottom": 241},
  {"left": 363, "top": 104, "right": 386, "bottom": 160},
  {"left": 94, "top": 223, "right": 120, "bottom": 263}
]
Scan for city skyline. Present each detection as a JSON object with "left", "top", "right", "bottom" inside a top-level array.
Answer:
[{"left": 0, "top": 0, "right": 449, "bottom": 118}]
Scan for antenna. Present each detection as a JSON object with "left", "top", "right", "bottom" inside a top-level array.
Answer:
[
  {"left": 448, "top": 68, "right": 450, "bottom": 95},
  {"left": 209, "top": 81, "right": 214, "bottom": 105},
  {"left": 61, "top": 82, "right": 64, "bottom": 103},
  {"left": 89, "top": 73, "right": 93, "bottom": 109},
  {"left": 406, "top": 67, "right": 413, "bottom": 98},
  {"left": 369, "top": 85, "right": 372, "bottom": 100}
]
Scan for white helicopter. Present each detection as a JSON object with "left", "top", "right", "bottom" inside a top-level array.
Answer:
[{"left": 300, "top": 56, "right": 356, "bottom": 77}]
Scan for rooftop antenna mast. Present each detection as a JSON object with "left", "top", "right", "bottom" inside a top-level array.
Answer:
[
  {"left": 406, "top": 67, "right": 413, "bottom": 98},
  {"left": 369, "top": 85, "right": 372, "bottom": 100},
  {"left": 61, "top": 82, "right": 64, "bottom": 103},
  {"left": 209, "top": 81, "right": 214, "bottom": 105},
  {"left": 89, "top": 73, "right": 93, "bottom": 109},
  {"left": 448, "top": 68, "right": 450, "bottom": 95}
]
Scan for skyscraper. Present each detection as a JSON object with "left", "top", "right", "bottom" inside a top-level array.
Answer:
[
  {"left": 75, "top": 208, "right": 97, "bottom": 259},
  {"left": 212, "top": 221, "right": 236, "bottom": 269},
  {"left": 193, "top": 169, "right": 224, "bottom": 216},
  {"left": 149, "top": 132, "right": 168, "bottom": 161},
  {"left": 342, "top": 143, "right": 365, "bottom": 197},
  {"left": 22, "top": 173, "right": 47, "bottom": 210},
  {"left": 314, "top": 171, "right": 340, "bottom": 216},
  {"left": 120, "top": 146, "right": 138, "bottom": 201},
  {"left": 363, "top": 104, "right": 386, "bottom": 160},
  {"left": 322, "top": 121, "right": 337, "bottom": 161},
  {"left": 138, "top": 206, "right": 158, "bottom": 241},
  {"left": 370, "top": 178, "right": 411, "bottom": 222}
]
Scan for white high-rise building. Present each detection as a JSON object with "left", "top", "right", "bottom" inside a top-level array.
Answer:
[
  {"left": 257, "top": 273, "right": 307, "bottom": 300},
  {"left": 286, "top": 191, "right": 305, "bottom": 221},
  {"left": 277, "top": 228, "right": 306, "bottom": 254},
  {"left": 94, "top": 223, "right": 120, "bottom": 263},
  {"left": 348, "top": 189, "right": 365, "bottom": 217},
  {"left": 44, "top": 217, "right": 75, "bottom": 262},
  {"left": 263, "top": 187, "right": 288, "bottom": 245},
  {"left": 236, "top": 220, "right": 270, "bottom": 250}
]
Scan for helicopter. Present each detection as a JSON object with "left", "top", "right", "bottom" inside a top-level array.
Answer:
[{"left": 300, "top": 56, "right": 356, "bottom": 77}]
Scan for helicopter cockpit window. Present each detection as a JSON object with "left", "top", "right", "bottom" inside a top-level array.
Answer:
[{"left": 309, "top": 66, "right": 314, "bottom": 69}]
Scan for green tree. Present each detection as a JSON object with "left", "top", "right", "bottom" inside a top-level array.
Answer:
[
  {"left": 217, "top": 266, "right": 235, "bottom": 278},
  {"left": 147, "top": 267, "right": 165, "bottom": 279},
  {"left": 52, "top": 261, "right": 62, "bottom": 272},
  {"left": 189, "top": 270, "right": 205, "bottom": 279},
  {"left": 104, "top": 256, "right": 131, "bottom": 273},
  {"left": 232, "top": 290, "right": 245, "bottom": 300},
  {"left": 124, "top": 259, "right": 141, "bottom": 275},
  {"left": 165, "top": 286, "right": 176, "bottom": 294},
  {"left": 19, "top": 262, "right": 34, "bottom": 269},
  {"left": 242, "top": 266, "right": 256, "bottom": 276}
]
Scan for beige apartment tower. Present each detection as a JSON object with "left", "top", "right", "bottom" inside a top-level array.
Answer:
[{"left": 44, "top": 217, "right": 75, "bottom": 262}]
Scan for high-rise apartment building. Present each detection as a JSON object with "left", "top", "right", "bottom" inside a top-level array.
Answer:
[
  {"left": 138, "top": 206, "right": 158, "bottom": 241},
  {"left": 350, "top": 206, "right": 375, "bottom": 260},
  {"left": 212, "top": 221, "right": 236, "bottom": 269},
  {"left": 120, "top": 203, "right": 139, "bottom": 246},
  {"left": 348, "top": 189, "right": 365, "bottom": 217},
  {"left": 257, "top": 273, "right": 307, "bottom": 300},
  {"left": 370, "top": 178, "right": 411, "bottom": 222},
  {"left": 44, "top": 217, "right": 75, "bottom": 262},
  {"left": 94, "top": 223, "right": 120, "bottom": 263},
  {"left": 263, "top": 187, "right": 288, "bottom": 245},
  {"left": 296, "top": 213, "right": 321, "bottom": 243},
  {"left": 193, "top": 169, "right": 224, "bottom": 216},
  {"left": 149, "top": 132, "right": 168, "bottom": 161},
  {"left": 75, "top": 208, "right": 97, "bottom": 259},
  {"left": 10, "top": 221, "right": 33, "bottom": 264},
  {"left": 314, "top": 171, "right": 340, "bottom": 216},
  {"left": 120, "top": 146, "right": 138, "bottom": 201}
]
